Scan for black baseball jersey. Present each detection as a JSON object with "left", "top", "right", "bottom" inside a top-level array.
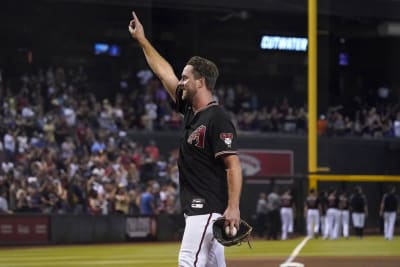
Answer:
[
  {"left": 175, "top": 88, "right": 238, "bottom": 216},
  {"left": 305, "top": 195, "right": 319, "bottom": 209},
  {"left": 338, "top": 194, "right": 349, "bottom": 210},
  {"left": 281, "top": 193, "right": 293, "bottom": 208},
  {"left": 327, "top": 193, "right": 338, "bottom": 208},
  {"left": 319, "top": 194, "right": 328, "bottom": 215},
  {"left": 382, "top": 193, "right": 398, "bottom": 212},
  {"left": 351, "top": 193, "right": 367, "bottom": 213}
]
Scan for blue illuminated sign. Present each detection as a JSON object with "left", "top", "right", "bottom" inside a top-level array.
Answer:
[{"left": 260, "top": 35, "right": 308, "bottom": 52}]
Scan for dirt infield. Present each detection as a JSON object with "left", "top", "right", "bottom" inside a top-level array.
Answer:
[{"left": 228, "top": 256, "right": 400, "bottom": 267}]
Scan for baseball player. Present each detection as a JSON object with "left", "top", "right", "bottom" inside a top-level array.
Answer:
[
  {"left": 255, "top": 192, "right": 268, "bottom": 238},
  {"left": 266, "top": 189, "right": 281, "bottom": 240},
  {"left": 338, "top": 191, "right": 350, "bottom": 239},
  {"left": 129, "top": 12, "right": 243, "bottom": 267},
  {"left": 380, "top": 186, "right": 398, "bottom": 240},
  {"left": 319, "top": 190, "right": 328, "bottom": 236},
  {"left": 304, "top": 188, "right": 320, "bottom": 238},
  {"left": 350, "top": 186, "right": 368, "bottom": 239},
  {"left": 280, "top": 189, "right": 295, "bottom": 240},
  {"left": 323, "top": 188, "right": 340, "bottom": 240}
]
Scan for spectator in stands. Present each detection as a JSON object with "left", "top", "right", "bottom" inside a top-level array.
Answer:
[
  {"left": 136, "top": 68, "right": 153, "bottom": 86},
  {"left": 27, "top": 180, "right": 42, "bottom": 213},
  {"left": 270, "top": 106, "right": 283, "bottom": 132},
  {"left": 317, "top": 115, "right": 328, "bottom": 136},
  {"left": 3, "top": 130, "right": 16, "bottom": 161},
  {"left": 0, "top": 188, "right": 12, "bottom": 214},
  {"left": 344, "top": 116, "right": 353, "bottom": 136},
  {"left": 114, "top": 185, "right": 130, "bottom": 214},
  {"left": 139, "top": 184, "right": 156, "bottom": 215},
  {"left": 87, "top": 188, "right": 103, "bottom": 215},
  {"left": 128, "top": 188, "right": 140, "bottom": 215},
  {"left": 68, "top": 176, "right": 86, "bottom": 214},
  {"left": 365, "top": 107, "right": 383, "bottom": 137},
  {"left": 256, "top": 106, "right": 272, "bottom": 132},
  {"left": 144, "top": 140, "right": 160, "bottom": 161},
  {"left": 14, "top": 180, "right": 29, "bottom": 212},
  {"left": 283, "top": 107, "right": 297, "bottom": 133},
  {"left": 394, "top": 112, "right": 400, "bottom": 137},
  {"left": 296, "top": 107, "right": 307, "bottom": 134},
  {"left": 142, "top": 96, "right": 158, "bottom": 131},
  {"left": 91, "top": 135, "right": 106, "bottom": 155},
  {"left": 40, "top": 180, "right": 60, "bottom": 214},
  {"left": 333, "top": 112, "right": 346, "bottom": 136}
]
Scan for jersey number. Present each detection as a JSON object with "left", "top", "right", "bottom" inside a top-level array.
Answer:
[{"left": 187, "top": 125, "right": 206, "bottom": 148}]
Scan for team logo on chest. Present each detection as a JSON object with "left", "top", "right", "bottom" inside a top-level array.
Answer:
[
  {"left": 220, "top": 133, "right": 233, "bottom": 148},
  {"left": 187, "top": 125, "right": 206, "bottom": 148}
]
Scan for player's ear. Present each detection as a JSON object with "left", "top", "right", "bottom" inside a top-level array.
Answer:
[{"left": 196, "top": 77, "right": 205, "bottom": 89}]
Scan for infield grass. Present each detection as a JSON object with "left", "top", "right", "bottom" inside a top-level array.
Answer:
[{"left": 0, "top": 236, "right": 398, "bottom": 267}]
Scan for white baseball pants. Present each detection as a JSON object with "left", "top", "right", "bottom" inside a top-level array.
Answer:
[
  {"left": 324, "top": 208, "right": 340, "bottom": 239},
  {"left": 383, "top": 211, "right": 397, "bottom": 240},
  {"left": 352, "top": 212, "right": 366, "bottom": 228},
  {"left": 281, "top": 207, "right": 293, "bottom": 240},
  {"left": 306, "top": 209, "right": 320, "bottom": 238},
  {"left": 179, "top": 213, "right": 225, "bottom": 267},
  {"left": 339, "top": 210, "right": 350, "bottom": 238}
]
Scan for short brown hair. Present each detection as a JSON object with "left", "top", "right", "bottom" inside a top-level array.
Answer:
[{"left": 186, "top": 56, "right": 219, "bottom": 91}]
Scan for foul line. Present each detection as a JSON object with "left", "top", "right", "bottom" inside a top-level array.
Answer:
[{"left": 282, "top": 236, "right": 310, "bottom": 265}]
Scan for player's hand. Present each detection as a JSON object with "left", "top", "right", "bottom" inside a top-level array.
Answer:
[
  {"left": 223, "top": 207, "right": 240, "bottom": 234},
  {"left": 128, "top": 11, "right": 145, "bottom": 42}
]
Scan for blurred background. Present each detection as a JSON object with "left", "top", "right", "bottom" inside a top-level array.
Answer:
[{"left": 2, "top": 0, "right": 400, "bottom": 107}]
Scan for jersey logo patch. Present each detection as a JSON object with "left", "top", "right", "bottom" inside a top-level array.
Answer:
[
  {"left": 220, "top": 133, "right": 233, "bottom": 148},
  {"left": 191, "top": 198, "right": 205, "bottom": 209},
  {"left": 187, "top": 125, "right": 206, "bottom": 148}
]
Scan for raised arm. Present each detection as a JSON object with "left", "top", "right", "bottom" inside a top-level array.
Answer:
[{"left": 128, "top": 11, "right": 179, "bottom": 101}]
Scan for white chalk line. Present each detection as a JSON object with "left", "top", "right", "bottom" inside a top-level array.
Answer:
[{"left": 281, "top": 236, "right": 310, "bottom": 266}]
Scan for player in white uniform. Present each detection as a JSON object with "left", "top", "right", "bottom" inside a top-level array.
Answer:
[
  {"left": 323, "top": 188, "right": 340, "bottom": 240},
  {"left": 319, "top": 190, "right": 328, "bottom": 237},
  {"left": 304, "top": 188, "right": 320, "bottom": 238},
  {"left": 338, "top": 191, "right": 350, "bottom": 239},
  {"left": 350, "top": 186, "right": 368, "bottom": 239},
  {"left": 280, "top": 189, "right": 295, "bottom": 240},
  {"left": 380, "top": 186, "right": 398, "bottom": 240}
]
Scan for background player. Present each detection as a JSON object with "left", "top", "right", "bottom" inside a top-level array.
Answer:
[
  {"left": 380, "top": 186, "right": 398, "bottom": 240},
  {"left": 350, "top": 186, "right": 368, "bottom": 239},
  {"left": 280, "top": 188, "right": 295, "bottom": 240},
  {"left": 338, "top": 190, "right": 350, "bottom": 239},
  {"left": 304, "top": 188, "right": 320, "bottom": 238},
  {"left": 129, "top": 11, "right": 243, "bottom": 267},
  {"left": 323, "top": 188, "right": 339, "bottom": 239}
]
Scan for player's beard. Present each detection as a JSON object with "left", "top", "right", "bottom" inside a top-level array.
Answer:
[{"left": 182, "top": 86, "right": 196, "bottom": 103}]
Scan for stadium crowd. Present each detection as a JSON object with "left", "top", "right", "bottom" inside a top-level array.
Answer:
[{"left": 0, "top": 65, "right": 399, "bottom": 215}]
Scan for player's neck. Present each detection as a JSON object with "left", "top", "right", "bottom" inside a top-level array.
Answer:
[{"left": 192, "top": 92, "right": 214, "bottom": 112}]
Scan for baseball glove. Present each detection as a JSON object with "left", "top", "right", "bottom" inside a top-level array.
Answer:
[{"left": 212, "top": 217, "right": 253, "bottom": 248}]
